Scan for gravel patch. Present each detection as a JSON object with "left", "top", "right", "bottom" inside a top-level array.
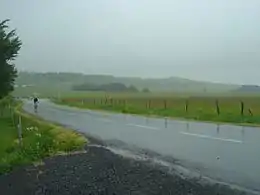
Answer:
[{"left": 0, "top": 144, "right": 253, "bottom": 195}]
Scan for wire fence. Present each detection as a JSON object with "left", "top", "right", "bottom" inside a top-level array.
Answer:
[{"left": 62, "top": 97, "right": 256, "bottom": 117}]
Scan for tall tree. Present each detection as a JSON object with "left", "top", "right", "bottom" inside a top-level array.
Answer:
[{"left": 0, "top": 19, "right": 22, "bottom": 99}]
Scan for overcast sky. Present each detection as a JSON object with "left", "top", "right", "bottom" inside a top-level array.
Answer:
[{"left": 1, "top": 0, "right": 260, "bottom": 84}]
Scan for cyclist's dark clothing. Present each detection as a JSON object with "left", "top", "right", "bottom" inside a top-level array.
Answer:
[{"left": 33, "top": 98, "right": 38, "bottom": 103}]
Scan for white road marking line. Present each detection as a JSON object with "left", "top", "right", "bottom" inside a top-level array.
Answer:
[
  {"left": 68, "top": 113, "right": 76, "bottom": 115},
  {"left": 180, "top": 131, "right": 243, "bottom": 143},
  {"left": 126, "top": 123, "right": 159, "bottom": 130},
  {"left": 96, "top": 118, "right": 113, "bottom": 123}
]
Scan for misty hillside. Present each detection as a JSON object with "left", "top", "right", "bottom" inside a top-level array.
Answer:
[
  {"left": 14, "top": 72, "right": 239, "bottom": 96},
  {"left": 234, "top": 85, "right": 260, "bottom": 93}
]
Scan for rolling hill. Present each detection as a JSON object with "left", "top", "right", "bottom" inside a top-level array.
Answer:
[
  {"left": 13, "top": 71, "right": 240, "bottom": 97},
  {"left": 233, "top": 85, "right": 260, "bottom": 93}
]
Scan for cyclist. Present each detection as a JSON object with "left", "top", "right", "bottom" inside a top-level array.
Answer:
[{"left": 33, "top": 97, "right": 39, "bottom": 113}]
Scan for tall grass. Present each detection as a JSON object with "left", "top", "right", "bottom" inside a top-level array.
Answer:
[{"left": 0, "top": 97, "right": 87, "bottom": 174}]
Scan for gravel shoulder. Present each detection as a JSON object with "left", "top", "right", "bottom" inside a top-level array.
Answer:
[{"left": 0, "top": 143, "right": 250, "bottom": 195}]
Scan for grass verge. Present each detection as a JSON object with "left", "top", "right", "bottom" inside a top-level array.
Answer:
[
  {"left": 0, "top": 101, "right": 87, "bottom": 174},
  {"left": 54, "top": 97, "right": 260, "bottom": 126}
]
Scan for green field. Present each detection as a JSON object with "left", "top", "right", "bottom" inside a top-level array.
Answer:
[
  {"left": 0, "top": 98, "right": 87, "bottom": 174},
  {"left": 56, "top": 93, "right": 260, "bottom": 125}
]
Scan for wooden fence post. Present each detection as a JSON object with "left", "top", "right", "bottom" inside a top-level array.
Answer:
[
  {"left": 248, "top": 109, "right": 253, "bottom": 116},
  {"left": 164, "top": 100, "right": 167, "bottom": 109},
  {"left": 185, "top": 100, "right": 189, "bottom": 113},
  {"left": 215, "top": 99, "right": 220, "bottom": 115},
  {"left": 148, "top": 100, "right": 151, "bottom": 109},
  {"left": 17, "top": 115, "right": 23, "bottom": 147},
  {"left": 240, "top": 101, "right": 244, "bottom": 116}
]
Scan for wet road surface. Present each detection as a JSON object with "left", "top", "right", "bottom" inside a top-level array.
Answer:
[{"left": 23, "top": 100, "right": 260, "bottom": 194}]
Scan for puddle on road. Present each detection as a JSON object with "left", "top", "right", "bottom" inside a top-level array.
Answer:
[
  {"left": 88, "top": 144, "right": 196, "bottom": 180},
  {"left": 88, "top": 144, "right": 259, "bottom": 195}
]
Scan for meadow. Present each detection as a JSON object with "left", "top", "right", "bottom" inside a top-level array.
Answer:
[{"left": 56, "top": 92, "right": 260, "bottom": 125}]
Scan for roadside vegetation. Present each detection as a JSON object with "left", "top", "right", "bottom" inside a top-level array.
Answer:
[
  {"left": 0, "top": 20, "right": 87, "bottom": 174},
  {"left": 0, "top": 97, "right": 87, "bottom": 174},
  {"left": 55, "top": 94, "right": 260, "bottom": 125}
]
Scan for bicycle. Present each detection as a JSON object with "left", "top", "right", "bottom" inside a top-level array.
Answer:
[{"left": 34, "top": 102, "right": 38, "bottom": 113}]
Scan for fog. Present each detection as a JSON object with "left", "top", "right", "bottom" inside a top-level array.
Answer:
[{"left": 1, "top": 0, "right": 260, "bottom": 84}]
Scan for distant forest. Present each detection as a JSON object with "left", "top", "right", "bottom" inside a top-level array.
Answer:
[
  {"left": 15, "top": 72, "right": 239, "bottom": 94},
  {"left": 72, "top": 82, "right": 150, "bottom": 93}
]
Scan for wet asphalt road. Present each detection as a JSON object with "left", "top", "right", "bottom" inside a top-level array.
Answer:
[{"left": 23, "top": 100, "right": 260, "bottom": 194}]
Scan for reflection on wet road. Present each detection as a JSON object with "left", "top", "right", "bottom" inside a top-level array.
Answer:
[{"left": 23, "top": 100, "right": 260, "bottom": 194}]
